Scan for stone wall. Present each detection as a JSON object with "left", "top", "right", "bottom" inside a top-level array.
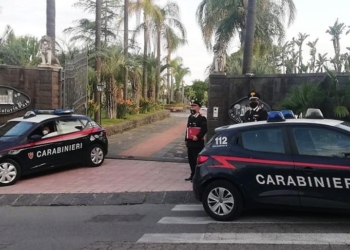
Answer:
[
  {"left": 0, "top": 65, "right": 61, "bottom": 124},
  {"left": 207, "top": 73, "right": 350, "bottom": 139}
]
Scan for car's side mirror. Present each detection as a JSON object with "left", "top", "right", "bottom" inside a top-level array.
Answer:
[
  {"left": 75, "top": 126, "right": 83, "bottom": 130},
  {"left": 28, "top": 134, "right": 42, "bottom": 141}
]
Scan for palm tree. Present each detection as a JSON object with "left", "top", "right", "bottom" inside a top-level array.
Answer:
[
  {"left": 165, "top": 57, "right": 189, "bottom": 101},
  {"left": 164, "top": 28, "right": 187, "bottom": 102},
  {"left": 315, "top": 53, "right": 328, "bottom": 73},
  {"left": 64, "top": 0, "right": 119, "bottom": 46},
  {"left": 196, "top": 0, "right": 296, "bottom": 51},
  {"left": 143, "top": 53, "right": 158, "bottom": 99},
  {"left": 101, "top": 45, "right": 125, "bottom": 118},
  {"left": 327, "top": 19, "right": 347, "bottom": 72},
  {"left": 127, "top": 53, "right": 143, "bottom": 112},
  {"left": 130, "top": 1, "right": 186, "bottom": 101},
  {"left": 124, "top": 0, "right": 129, "bottom": 101},
  {"left": 242, "top": 0, "right": 257, "bottom": 74},
  {"left": 46, "top": 0, "right": 56, "bottom": 56},
  {"left": 294, "top": 33, "right": 309, "bottom": 73},
  {"left": 152, "top": 2, "right": 186, "bottom": 101},
  {"left": 173, "top": 64, "right": 191, "bottom": 102},
  {"left": 94, "top": 0, "right": 102, "bottom": 123},
  {"left": 307, "top": 38, "right": 318, "bottom": 73},
  {"left": 278, "top": 41, "right": 292, "bottom": 73},
  {"left": 129, "top": 0, "right": 161, "bottom": 99},
  {"left": 63, "top": 19, "right": 96, "bottom": 45}
]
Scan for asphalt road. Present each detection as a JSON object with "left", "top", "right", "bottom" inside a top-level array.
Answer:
[{"left": 2, "top": 204, "right": 350, "bottom": 250}]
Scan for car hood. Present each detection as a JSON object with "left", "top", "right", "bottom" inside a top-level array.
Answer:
[{"left": 0, "top": 137, "right": 20, "bottom": 152}]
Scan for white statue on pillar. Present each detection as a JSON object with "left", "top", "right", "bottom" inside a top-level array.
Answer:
[
  {"left": 38, "top": 35, "right": 60, "bottom": 67},
  {"left": 211, "top": 41, "right": 227, "bottom": 74}
]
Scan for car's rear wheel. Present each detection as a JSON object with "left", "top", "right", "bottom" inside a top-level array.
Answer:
[
  {"left": 202, "top": 180, "right": 243, "bottom": 221},
  {"left": 87, "top": 144, "right": 105, "bottom": 167},
  {"left": 0, "top": 159, "right": 21, "bottom": 186}
]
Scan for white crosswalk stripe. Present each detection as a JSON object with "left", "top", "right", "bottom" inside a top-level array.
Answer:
[
  {"left": 138, "top": 233, "right": 350, "bottom": 245},
  {"left": 137, "top": 203, "right": 350, "bottom": 246},
  {"left": 171, "top": 204, "right": 203, "bottom": 211},
  {"left": 158, "top": 216, "right": 345, "bottom": 225}
]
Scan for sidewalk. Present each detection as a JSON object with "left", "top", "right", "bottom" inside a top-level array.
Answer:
[
  {"left": 0, "top": 112, "right": 200, "bottom": 206},
  {"left": 106, "top": 112, "right": 188, "bottom": 162}
]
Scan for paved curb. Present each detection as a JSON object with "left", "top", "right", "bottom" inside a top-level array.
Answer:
[
  {"left": 105, "top": 155, "right": 188, "bottom": 163},
  {"left": 0, "top": 191, "right": 200, "bottom": 206}
]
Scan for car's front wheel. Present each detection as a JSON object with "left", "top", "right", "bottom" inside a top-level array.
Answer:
[
  {"left": 202, "top": 180, "right": 243, "bottom": 221},
  {"left": 0, "top": 159, "right": 21, "bottom": 186},
  {"left": 87, "top": 144, "right": 105, "bottom": 167}
]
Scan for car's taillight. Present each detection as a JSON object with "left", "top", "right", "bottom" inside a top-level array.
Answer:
[{"left": 197, "top": 155, "right": 209, "bottom": 165}]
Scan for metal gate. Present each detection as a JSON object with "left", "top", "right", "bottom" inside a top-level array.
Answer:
[{"left": 61, "top": 52, "right": 88, "bottom": 115}]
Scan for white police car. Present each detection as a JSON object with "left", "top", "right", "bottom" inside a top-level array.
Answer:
[
  {"left": 193, "top": 109, "right": 350, "bottom": 221},
  {"left": 0, "top": 109, "right": 108, "bottom": 186}
]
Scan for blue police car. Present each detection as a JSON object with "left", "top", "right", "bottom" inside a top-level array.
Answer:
[
  {"left": 0, "top": 109, "right": 108, "bottom": 186},
  {"left": 193, "top": 109, "right": 350, "bottom": 221}
]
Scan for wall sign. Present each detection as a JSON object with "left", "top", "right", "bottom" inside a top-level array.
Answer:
[
  {"left": 0, "top": 85, "right": 31, "bottom": 115},
  {"left": 228, "top": 97, "right": 271, "bottom": 123}
]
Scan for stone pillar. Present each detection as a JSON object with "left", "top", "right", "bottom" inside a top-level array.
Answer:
[{"left": 0, "top": 66, "right": 62, "bottom": 124}]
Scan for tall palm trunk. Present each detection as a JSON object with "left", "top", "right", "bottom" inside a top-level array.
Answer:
[
  {"left": 142, "top": 13, "right": 148, "bottom": 99},
  {"left": 242, "top": 0, "right": 257, "bottom": 74},
  {"left": 335, "top": 37, "right": 341, "bottom": 71},
  {"left": 155, "top": 30, "right": 161, "bottom": 101},
  {"left": 94, "top": 0, "right": 102, "bottom": 122},
  {"left": 166, "top": 48, "right": 174, "bottom": 102},
  {"left": 123, "top": 0, "right": 129, "bottom": 100},
  {"left": 106, "top": 77, "right": 117, "bottom": 118},
  {"left": 46, "top": 0, "right": 56, "bottom": 56},
  {"left": 131, "top": 72, "right": 141, "bottom": 113}
]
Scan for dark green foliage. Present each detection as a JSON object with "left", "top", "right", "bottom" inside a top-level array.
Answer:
[
  {"left": 0, "top": 28, "right": 40, "bottom": 66},
  {"left": 279, "top": 82, "right": 322, "bottom": 116},
  {"left": 279, "top": 69, "right": 350, "bottom": 120},
  {"left": 190, "top": 80, "right": 209, "bottom": 105}
]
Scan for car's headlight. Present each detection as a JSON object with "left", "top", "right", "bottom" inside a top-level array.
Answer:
[{"left": 8, "top": 150, "right": 21, "bottom": 155}]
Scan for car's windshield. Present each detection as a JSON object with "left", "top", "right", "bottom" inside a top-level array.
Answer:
[{"left": 0, "top": 121, "right": 35, "bottom": 137}]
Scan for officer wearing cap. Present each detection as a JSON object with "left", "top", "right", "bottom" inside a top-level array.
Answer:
[
  {"left": 244, "top": 91, "right": 268, "bottom": 122},
  {"left": 184, "top": 100, "right": 207, "bottom": 181}
]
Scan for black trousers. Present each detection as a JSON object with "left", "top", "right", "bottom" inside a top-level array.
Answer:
[{"left": 187, "top": 147, "right": 203, "bottom": 177}]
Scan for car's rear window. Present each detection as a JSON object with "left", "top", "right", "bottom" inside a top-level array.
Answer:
[
  {"left": 207, "top": 130, "right": 232, "bottom": 148},
  {"left": 337, "top": 122, "right": 350, "bottom": 133},
  {"left": 0, "top": 121, "right": 35, "bottom": 137}
]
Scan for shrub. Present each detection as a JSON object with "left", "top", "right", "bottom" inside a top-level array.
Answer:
[
  {"left": 87, "top": 99, "right": 98, "bottom": 118},
  {"left": 116, "top": 100, "right": 128, "bottom": 119},
  {"left": 139, "top": 98, "right": 150, "bottom": 114}
]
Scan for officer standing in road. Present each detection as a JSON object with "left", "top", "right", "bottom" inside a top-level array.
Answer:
[
  {"left": 244, "top": 91, "right": 268, "bottom": 122},
  {"left": 185, "top": 100, "right": 207, "bottom": 181}
]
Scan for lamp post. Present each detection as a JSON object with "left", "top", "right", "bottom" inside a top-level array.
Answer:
[{"left": 96, "top": 82, "right": 106, "bottom": 125}]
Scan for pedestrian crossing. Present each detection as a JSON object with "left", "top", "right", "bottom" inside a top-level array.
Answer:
[
  {"left": 138, "top": 233, "right": 350, "bottom": 245},
  {"left": 137, "top": 204, "right": 350, "bottom": 246}
]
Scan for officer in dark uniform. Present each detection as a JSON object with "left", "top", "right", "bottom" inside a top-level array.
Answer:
[
  {"left": 244, "top": 91, "right": 268, "bottom": 122},
  {"left": 185, "top": 100, "right": 208, "bottom": 181}
]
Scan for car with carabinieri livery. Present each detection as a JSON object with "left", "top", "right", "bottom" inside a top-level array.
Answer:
[
  {"left": 0, "top": 109, "right": 108, "bottom": 186},
  {"left": 193, "top": 109, "right": 350, "bottom": 221}
]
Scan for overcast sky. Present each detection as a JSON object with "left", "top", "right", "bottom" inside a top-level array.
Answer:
[{"left": 1, "top": 0, "right": 350, "bottom": 84}]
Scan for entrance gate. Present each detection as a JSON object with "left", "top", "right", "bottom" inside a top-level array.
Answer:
[{"left": 61, "top": 52, "right": 88, "bottom": 115}]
